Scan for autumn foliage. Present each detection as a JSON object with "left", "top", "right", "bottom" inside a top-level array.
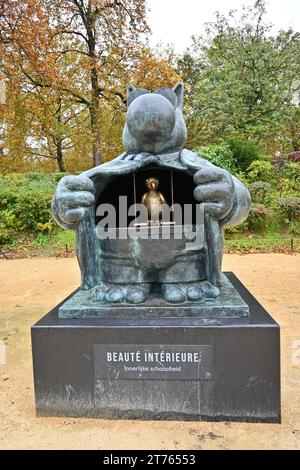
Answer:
[{"left": 0, "top": 0, "right": 180, "bottom": 172}]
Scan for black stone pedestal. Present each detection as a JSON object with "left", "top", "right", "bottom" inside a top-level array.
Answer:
[{"left": 31, "top": 273, "right": 280, "bottom": 422}]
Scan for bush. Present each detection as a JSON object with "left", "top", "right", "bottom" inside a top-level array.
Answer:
[
  {"left": 247, "top": 204, "right": 269, "bottom": 231},
  {"left": 25, "top": 172, "right": 69, "bottom": 184},
  {"left": 278, "top": 197, "right": 300, "bottom": 222},
  {"left": 278, "top": 197, "right": 300, "bottom": 250},
  {"left": 52, "top": 172, "right": 69, "bottom": 183},
  {"left": 247, "top": 160, "right": 273, "bottom": 182},
  {"left": 25, "top": 172, "right": 49, "bottom": 182},
  {"left": 248, "top": 181, "right": 272, "bottom": 204},
  {"left": 227, "top": 138, "right": 262, "bottom": 172},
  {"left": 0, "top": 176, "right": 56, "bottom": 245},
  {"left": 272, "top": 152, "right": 285, "bottom": 169},
  {"left": 287, "top": 151, "right": 300, "bottom": 162},
  {"left": 0, "top": 220, "right": 16, "bottom": 245},
  {"left": 194, "top": 144, "right": 236, "bottom": 172},
  {"left": 282, "top": 162, "right": 300, "bottom": 192}
]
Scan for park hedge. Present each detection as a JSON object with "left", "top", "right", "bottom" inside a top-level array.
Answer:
[
  {"left": 0, "top": 174, "right": 60, "bottom": 244},
  {"left": 0, "top": 171, "right": 299, "bottom": 248}
]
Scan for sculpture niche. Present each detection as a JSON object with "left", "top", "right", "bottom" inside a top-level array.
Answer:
[{"left": 52, "top": 83, "right": 251, "bottom": 317}]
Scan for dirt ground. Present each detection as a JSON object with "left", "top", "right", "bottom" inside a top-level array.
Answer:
[{"left": 0, "top": 254, "right": 299, "bottom": 450}]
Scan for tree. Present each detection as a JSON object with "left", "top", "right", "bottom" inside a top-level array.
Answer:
[
  {"left": 0, "top": 64, "right": 91, "bottom": 173},
  {"left": 50, "top": 0, "right": 149, "bottom": 166},
  {"left": 26, "top": 90, "right": 88, "bottom": 172},
  {"left": 0, "top": 78, "right": 31, "bottom": 173},
  {"left": 0, "top": 1, "right": 182, "bottom": 171},
  {"left": 177, "top": 0, "right": 300, "bottom": 153},
  {"left": 0, "top": 0, "right": 149, "bottom": 166}
]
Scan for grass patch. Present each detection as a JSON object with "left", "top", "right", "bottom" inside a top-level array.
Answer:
[
  {"left": 1, "top": 228, "right": 299, "bottom": 258},
  {"left": 0, "top": 230, "right": 76, "bottom": 258},
  {"left": 224, "top": 233, "right": 300, "bottom": 253}
]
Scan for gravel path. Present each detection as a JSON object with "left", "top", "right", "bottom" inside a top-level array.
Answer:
[{"left": 0, "top": 254, "right": 299, "bottom": 449}]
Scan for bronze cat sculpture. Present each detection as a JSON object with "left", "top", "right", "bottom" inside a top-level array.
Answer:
[{"left": 52, "top": 83, "right": 251, "bottom": 306}]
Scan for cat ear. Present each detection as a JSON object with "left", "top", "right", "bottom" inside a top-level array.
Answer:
[
  {"left": 127, "top": 84, "right": 136, "bottom": 96},
  {"left": 172, "top": 82, "right": 184, "bottom": 110}
]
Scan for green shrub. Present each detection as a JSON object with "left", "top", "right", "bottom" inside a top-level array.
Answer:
[
  {"left": 247, "top": 160, "right": 273, "bottom": 182},
  {"left": 278, "top": 197, "right": 300, "bottom": 222},
  {"left": 25, "top": 172, "right": 50, "bottom": 182},
  {"left": 282, "top": 162, "right": 300, "bottom": 192},
  {"left": 227, "top": 138, "right": 262, "bottom": 172},
  {"left": 52, "top": 172, "right": 69, "bottom": 183},
  {"left": 278, "top": 197, "right": 300, "bottom": 251},
  {"left": 248, "top": 181, "right": 272, "bottom": 204},
  {"left": 224, "top": 223, "right": 247, "bottom": 238},
  {"left": 0, "top": 224, "right": 16, "bottom": 245},
  {"left": 194, "top": 144, "right": 236, "bottom": 172},
  {"left": 0, "top": 177, "right": 56, "bottom": 245},
  {"left": 247, "top": 204, "right": 269, "bottom": 231}
]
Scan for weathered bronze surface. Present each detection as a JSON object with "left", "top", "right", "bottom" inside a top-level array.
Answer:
[{"left": 51, "top": 82, "right": 251, "bottom": 312}]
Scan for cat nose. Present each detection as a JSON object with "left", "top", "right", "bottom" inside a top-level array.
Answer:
[{"left": 127, "top": 93, "right": 175, "bottom": 140}]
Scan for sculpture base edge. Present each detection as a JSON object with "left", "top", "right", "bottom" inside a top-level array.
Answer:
[{"left": 31, "top": 272, "right": 280, "bottom": 423}]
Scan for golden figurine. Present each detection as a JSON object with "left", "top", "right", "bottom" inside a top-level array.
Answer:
[{"left": 141, "top": 177, "right": 167, "bottom": 225}]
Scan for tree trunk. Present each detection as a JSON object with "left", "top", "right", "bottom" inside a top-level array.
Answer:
[
  {"left": 55, "top": 96, "right": 66, "bottom": 172},
  {"left": 56, "top": 139, "right": 66, "bottom": 172},
  {"left": 89, "top": 58, "right": 101, "bottom": 166},
  {"left": 89, "top": 93, "right": 101, "bottom": 167},
  {"left": 87, "top": 7, "right": 101, "bottom": 168},
  {"left": 73, "top": 2, "right": 102, "bottom": 167}
]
